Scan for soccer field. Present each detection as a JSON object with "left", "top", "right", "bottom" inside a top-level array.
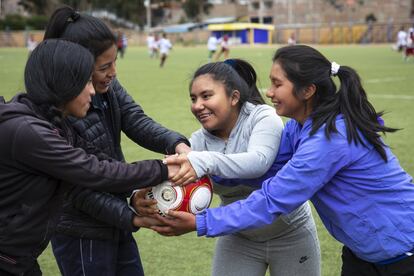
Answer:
[{"left": 0, "top": 44, "right": 413, "bottom": 275}]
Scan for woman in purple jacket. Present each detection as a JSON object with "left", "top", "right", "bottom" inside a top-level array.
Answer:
[{"left": 153, "top": 45, "right": 414, "bottom": 276}]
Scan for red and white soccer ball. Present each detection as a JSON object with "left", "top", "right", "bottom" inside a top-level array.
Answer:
[{"left": 146, "top": 176, "right": 213, "bottom": 216}]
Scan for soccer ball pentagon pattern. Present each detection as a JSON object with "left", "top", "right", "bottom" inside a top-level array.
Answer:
[{"left": 146, "top": 176, "right": 213, "bottom": 216}]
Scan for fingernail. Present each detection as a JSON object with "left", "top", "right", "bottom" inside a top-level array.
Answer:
[{"left": 162, "top": 159, "right": 167, "bottom": 164}]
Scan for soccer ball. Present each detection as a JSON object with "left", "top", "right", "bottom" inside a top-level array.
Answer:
[{"left": 146, "top": 176, "right": 213, "bottom": 216}]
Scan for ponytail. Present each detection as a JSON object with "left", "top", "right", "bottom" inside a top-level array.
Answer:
[
  {"left": 224, "top": 59, "right": 265, "bottom": 105},
  {"left": 313, "top": 65, "right": 398, "bottom": 161},
  {"left": 43, "top": 6, "right": 78, "bottom": 41},
  {"left": 44, "top": 6, "right": 116, "bottom": 58}
]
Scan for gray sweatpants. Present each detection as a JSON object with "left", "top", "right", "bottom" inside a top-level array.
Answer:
[{"left": 211, "top": 214, "right": 321, "bottom": 276}]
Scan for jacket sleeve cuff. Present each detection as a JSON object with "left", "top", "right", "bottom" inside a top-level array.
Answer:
[
  {"left": 196, "top": 212, "right": 208, "bottom": 236},
  {"left": 159, "top": 160, "right": 169, "bottom": 182},
  {"left": 168, "top": 138, "right": 191, "bottom": 155},
  {"left": 127, "top": 210, "right": 140, "bottom": 232},
  {"left": 128, "top": 192, "right": 139, "bottom": 215}
]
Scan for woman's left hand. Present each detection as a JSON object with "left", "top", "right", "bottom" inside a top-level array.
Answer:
[{"left": 150, "top": 210, "right": 196, "bottom": 236}]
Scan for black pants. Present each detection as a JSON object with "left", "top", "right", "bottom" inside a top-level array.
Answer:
[
  {"left": 51, "top": 230, "right": 144, "bottom": 276},
  {"left": 341, "top": 246, "right": 414, "bottom": 276}
]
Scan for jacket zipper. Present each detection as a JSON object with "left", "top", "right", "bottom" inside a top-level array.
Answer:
[{"left": 223, "top": 140, "right": 228, "bottom": 153}]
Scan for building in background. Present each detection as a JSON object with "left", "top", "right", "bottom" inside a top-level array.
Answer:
[
  {"left": 247, "top": 0, "right": 413, "bottom": 26},
  {"left": 1, "top": 0, "right": 413, "bottom": 26},
  {"left": 208, "top": 22, "right": 274, "bottom": 44},
  {"left": 0, "top": 0, "right": 27, "bottom": 18},
  {"left": 206, "top": 0, "right": 248, "bottom": 19}
]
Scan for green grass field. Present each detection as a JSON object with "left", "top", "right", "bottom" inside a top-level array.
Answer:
[{"left": 0, "top": 44, "right": 413, "bottom": 276}]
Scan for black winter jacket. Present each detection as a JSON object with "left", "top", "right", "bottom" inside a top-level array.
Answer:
[
  {"left": 0, "top": 94, "right": 168, "bottom": 274},
  {"left": 56, "top": 79, "right": 190, "bottom": 240}
]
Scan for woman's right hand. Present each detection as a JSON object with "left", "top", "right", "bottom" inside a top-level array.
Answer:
[
  {"left": 150, "top": 210, "right": 196, "bottom": 236},
  {"left": 164, "top": 154, "right": 198, "bottom": 186},
  {"left": 131, "top": 188, "right": 158, "bottom": 216}
]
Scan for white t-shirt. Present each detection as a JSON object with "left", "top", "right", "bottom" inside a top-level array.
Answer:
[
  {"left": 27, "top": 39, "right": 37, "bottom": 52},
  {"left": 397, "top": 30, "right": 408, "bottom": 46},
  {"left": 408, "top": 28, "right": 414, "bottom": 46},
  {"left": 207, "top": 36, "right": 218, "bottom": 51},
  {"left": 146, "top": 35, "right": 154, "bottom": 48},
  {"left": 159, "top": 38, "right": 172, "bottom": 54}
]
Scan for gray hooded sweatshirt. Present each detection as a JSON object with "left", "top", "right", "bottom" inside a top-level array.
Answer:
[{"left": 188, "top": 102, "right": 312, "bottom": 242}]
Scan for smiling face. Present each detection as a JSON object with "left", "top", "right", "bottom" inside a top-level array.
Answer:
[
  {"left": 266, "top": 62, "right": 312, "bottom": 124},
  {"left": 92, "top": 44, "right": 117, "bottom": 93},
  {"left": 62, "top": 79, "right": 95, "bottom": 118},
  {"left": 190, "top": 74, "right": 240, "bottom": 139}
]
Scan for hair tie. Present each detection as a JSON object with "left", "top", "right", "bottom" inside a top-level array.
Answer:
[
  {"left": 224, "top": 59, "right": 236, "bottom": 68},
  {"left": 68, "top": 11, "right": 80, "bottom": 22},
  {"left": 331, "top": 61, "right": 340, "bottom": 76}
]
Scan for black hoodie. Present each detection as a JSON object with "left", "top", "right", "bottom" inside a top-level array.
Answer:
[{"left": 0, "top": 94, "right": 168, "bottom": 274}]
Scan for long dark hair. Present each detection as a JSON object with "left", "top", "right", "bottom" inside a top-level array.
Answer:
[
  {"left": 190, "top": 59, "right": 265, "bottom": 107},
  {"left": 44, "top": 6, "right": 116, "bottom": 58},
  {"left": 273, "top": 45, "right": 398, "bottom": 161},
  {"left": 25, "top": 39, "right": 94, "bottom": 127}
]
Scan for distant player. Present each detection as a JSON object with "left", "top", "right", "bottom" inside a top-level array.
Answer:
[
  {"left": 116, "top": 31, "right": 127, "bottom": 58},
  {"left": 146, "top": 32, "right": 154, "bottom": 57},
  {"left": 159, "top": 33, "right": 172, "bottom": 68},
  {"left": 396, "top": 26, "right": 407, "bottom": 52},
  {"left": 287, "top": 32, "right": 296, "bottom": 45},
  {"left": 26, "top": 34, "right": 38, "bottom": 56},
  {"left": 215, "top": 35, "right": 230, "bottom": 61},
  {"left": 207, "top": 34, "right": 218, "bottom": 62},
  {"left": 404, "top": 27, "right": 414, "bottom": 60}
]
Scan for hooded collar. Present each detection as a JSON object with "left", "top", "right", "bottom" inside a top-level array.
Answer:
[{"left": 0, "top": 93, "right": 43, "bottom": 124}]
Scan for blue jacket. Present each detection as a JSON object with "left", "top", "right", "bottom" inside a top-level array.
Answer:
[{"left": 197, "top": 115, "right": 414, "bottom": 263}]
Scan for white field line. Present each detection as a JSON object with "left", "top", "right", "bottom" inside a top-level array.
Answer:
[
  {"left": 369, "top": 94, "right": 414, "bottom": 100},
  {"left": 364, "top": 76, "right": 407, "bottom": 83}
]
